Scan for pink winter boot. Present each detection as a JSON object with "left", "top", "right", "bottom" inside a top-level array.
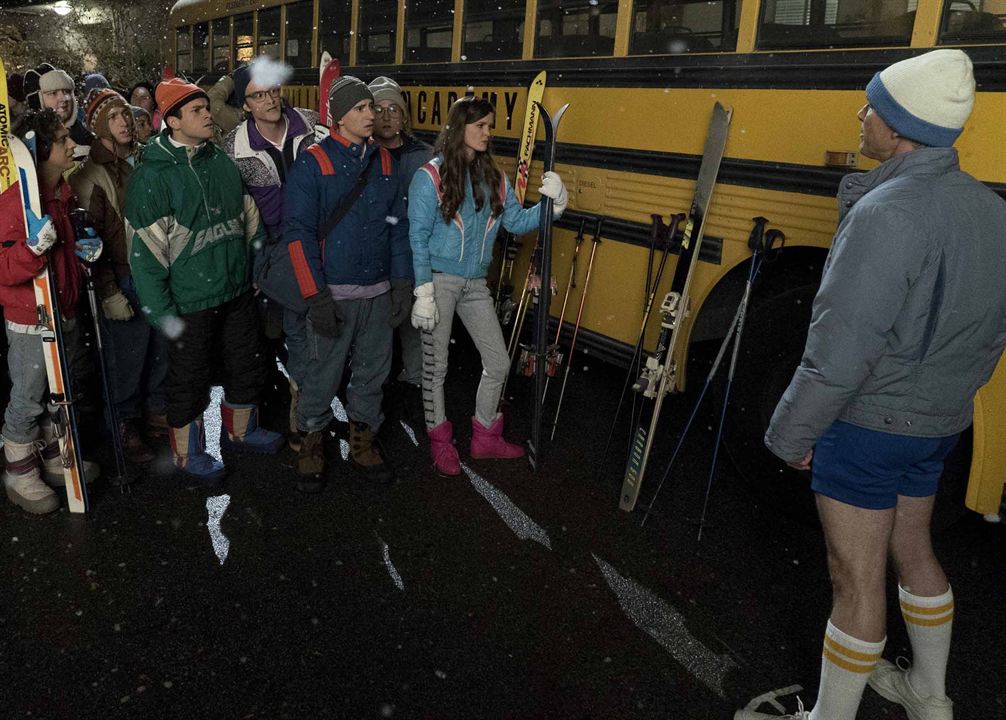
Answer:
[
  {"left": 470, "top": 414, "right": 525, "bottom": 460},
  {"left": 428, "top": 420, "right": 461, "bottom": 476}
]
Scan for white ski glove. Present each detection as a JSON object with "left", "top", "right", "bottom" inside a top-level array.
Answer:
[
  {"left": 539, "top": 171, "right": 568, "bottom": 218},
  {"left": 411, "top": 281, "right": 439, "bottom": 331},
  {"left": 26, "top": 209, "right": 57, "bottom": 256}
]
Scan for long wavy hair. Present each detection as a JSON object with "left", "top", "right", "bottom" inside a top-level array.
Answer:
[{"left": 433, "top": 97, "right": 504, "bottom": 224}]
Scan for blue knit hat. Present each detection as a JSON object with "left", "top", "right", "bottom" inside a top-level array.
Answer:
[{"left": 865, "top": 49, "right": 975, "bottom": 147}]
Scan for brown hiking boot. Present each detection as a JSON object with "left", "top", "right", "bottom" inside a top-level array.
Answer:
[
  {"left": 144, "top": 413, "right": 169, "bottom": 439},
  {"left": 120, "top": 420, "right": 155, "bottom": 465},
  {"left": 348, "top": 421, "right": 394, "bottom": 483},
  {"left": 295, "top": 430, "right": 326, "bottom": 493}
]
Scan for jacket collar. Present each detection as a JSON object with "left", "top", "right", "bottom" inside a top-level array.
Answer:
[
  {"left": 839, "top": 147, "right": 960, "bottom": 215},
  {"left": 87, "top": 137, "right": 137, "bottom": 167},
  {"left": 151, "top": 129, "right": 214, "bottom": 163},
  {"left": 244, "top": 105, "right": 309, "bottom": 153}
]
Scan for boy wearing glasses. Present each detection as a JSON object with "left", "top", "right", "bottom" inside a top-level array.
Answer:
[
  {"left": 222, "top": 58, "right": 322, "bottom": 451},
  {"left": 368, "top": 76, "right": 432, "bottom": 393}
]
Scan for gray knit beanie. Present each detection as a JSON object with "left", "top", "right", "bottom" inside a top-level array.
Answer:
[{"left": 328, "top": 76, "right": 373, "bottom": 125}]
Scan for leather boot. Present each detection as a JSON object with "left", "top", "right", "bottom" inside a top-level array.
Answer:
[
  {"left": 295, "top": 430, "right": 326, "bottom": 493},
  {"left": 169, "top": 416, "right": 226, "bottom": 485},
  {"left": 3, "top": 437, "right": 59, "bottom": 514},
  {"left": 427, "top": 420, "right": 460, "bottom": 476},
  {"left": 119, "top": 419, "right": 155, "bottom": 465},
  {"left": 39, "top": 422, "right": 100, "bottom": 487},
  {"left": 348, "top": 421, "right": 394, "bottom": 483},
  {"left": 221, "top": 401, "right": 285, "bottom": 454},
  {"left": 470, "top": 413, "right": 524, "bottom": 459}
]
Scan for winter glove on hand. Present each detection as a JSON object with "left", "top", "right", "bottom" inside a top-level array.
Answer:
[
  {"left": 389, "top": 278, "right": 413, "bottom": 329},
  {"left": 313, "top": 124, "right": 330, "bottom": 143},
  {"left": 25, "top": 209, "right": 57, "bottom": 256},
  {"left": 539, "top": 171, "right": 568, "bottom": 218},
  {"left": 411, "top": 282, "right": 439, "bottom": 332},
  {"left": 307, "top": 291, "right": 342, "bottom": 338},
  {"left": 74, "top": 226, "right": 104, "bottom": 263},
  {"left": 101, "top": 291, "right": 135, "bottom": 322}
]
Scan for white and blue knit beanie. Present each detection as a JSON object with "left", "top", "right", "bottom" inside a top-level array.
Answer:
[{"left": 866, "top": 49, "right": 975, "bottom": 147}]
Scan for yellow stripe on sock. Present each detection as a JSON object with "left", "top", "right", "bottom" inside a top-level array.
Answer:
[
  {"left": 823, "top": 634, "right": 883, "bottom": 664},
  {"left": 822, "top": 647, "right": 878, "bottom": 674},
  {"left": 900, "top": 599, "right": 954, "bottom": 616},
  {"left": 903, "top": 612, "right": 954, "bottom": 627}
]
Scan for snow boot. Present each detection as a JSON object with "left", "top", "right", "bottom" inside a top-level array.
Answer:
[
  {"left": 3, "top": 437, "right": 59, "bottom": 515},
  {"left": 170, "top": 416, "right": 226, "bottom": 485},
  {"left": 221, "top": 401, "right": 285, "bottom": 454},
  {"left": 295, "top": 430, "right": 326, "bottom": 493},
  {"left": 39, "top": 422, "right": 100, "bottom": 487},
  {"left": 119, "top": 419, "right": 155, "bottom": 465},
  {"left": 348, "top": 421, "right": 395, "bottom": 483},
  {"left": 427, "top": 420, "right": 460, "bottom": 476},
  {"left": 470, "top": 413, "right": 524, "bottom": 460}
]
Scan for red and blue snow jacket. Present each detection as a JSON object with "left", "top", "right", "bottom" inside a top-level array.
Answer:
[{"left": 283, "top": 132, "right": 411, "bottom": 299}]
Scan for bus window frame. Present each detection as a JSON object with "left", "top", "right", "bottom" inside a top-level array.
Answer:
[
  {"left": 357, "top": 0, "right": 399, "bottom": 65},
  {"left": 176, "top": 25, "right": 192, "bottom": 75},
  {"left": 755, "top": 0, "right": 918, "bottom": 51},
  {"left": 233, "top": 11, "right": 255, "bottom": 67},
  {"left": 257, "top": 5, "right": 282, "bottom": 59},
  {"left": 284, "top": 0, "right": 316, "bottom": 69},
  {"left": 938, "top": 0, "right": 1006, "bottom": 45},
  {"left": 210, "top": 17, "right": 233, "bottom": 73},
  {"left": 404, "top": 0, "right": 455, "bottom": 63}
]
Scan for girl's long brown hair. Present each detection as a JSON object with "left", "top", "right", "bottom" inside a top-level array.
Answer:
[{"left": 433, "top": 97, "right": 504, "bottom": 224}]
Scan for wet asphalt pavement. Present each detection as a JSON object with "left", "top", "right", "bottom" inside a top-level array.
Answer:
[{"left": 2, "top": 329, "right": 1004, "bottom": 719}]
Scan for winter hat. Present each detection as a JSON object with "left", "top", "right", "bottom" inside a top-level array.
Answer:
[
  {"left": 156, "top": 77, "right": 208, "bottom": 118},
  {"left": 83, "top": 72, "right": 110, "bottom": 95},
  {"left": 865, "top": 49, "right": 975, "bottom": 147},
  {"left": 235, "top": 56, "right": 292, "bottom": 107},
  {"left": 83, "top": 87, "right": 127, "bottom": 139},
  {"left": 233, "top": 64, "right": 251, "bottom": 106},
  {"left": 23, "top": 62, "right": 74, "bottom": 111},
  {"left": 131, "top": 104, "right": 151, "bottom": 123},
  {"left": 368, "top": 76, "right": 407, "bottom": 115},
  {"left": 328, "top": 76, "right": 373, "bottom": 125}
]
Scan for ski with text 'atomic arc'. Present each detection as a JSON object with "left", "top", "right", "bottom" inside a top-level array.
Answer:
[{"left": 619, "top": 102, "right": 732, "bottom": 512}]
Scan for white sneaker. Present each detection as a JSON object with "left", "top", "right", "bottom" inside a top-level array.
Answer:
[
  {"left": 735, "top": 685, "right": 810, "bottom": 719},
  {"left": 868, "top": 659, "right": 953, "bottom": 720}
]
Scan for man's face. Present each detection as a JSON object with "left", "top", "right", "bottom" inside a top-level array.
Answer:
[
  {"left": 41, "top": 87, "right": 74, "bottom": 123},
  {"left": 107, "top": 106, "right": 134, "bottom": 147},
  {"left": 242, "top": 82, "right": 283, "bottom": 124},
  {"left": 133, "top": 114, "right": 152, "bottom": 142},
  {"left": 167, "top": 98, "right": 214, "bottom": 143},
  {"left": 337, "top": 98, "right": 375, "bottom": 143},
  {"left": 373, "top": 100, "right": 402, "bottom": 142},
  {"left": 857, "top": 103, "right": 899, "bottom": 162},
  {"left": 45, "top": 127, "right": 76, "bottom": 173}
]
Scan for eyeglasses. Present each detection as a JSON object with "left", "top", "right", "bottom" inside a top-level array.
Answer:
[
  {"left": 374, "top": 105, "right": 402, "bottom": 118},
  {"left": 246, "top": 87, "right": 282, "bottom": 103}
]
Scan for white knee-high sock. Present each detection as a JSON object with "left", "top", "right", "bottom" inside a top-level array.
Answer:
[
  {"left": 809, "top": 620, "right": 885, "bottom": 720},
  {"left": 899, "top": 584, "right": 953, "bottom": 699}
]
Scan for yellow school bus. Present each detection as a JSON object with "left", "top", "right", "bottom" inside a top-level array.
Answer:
[{"left": 168, "top": 0, "right": 1006, "bottom": 522}]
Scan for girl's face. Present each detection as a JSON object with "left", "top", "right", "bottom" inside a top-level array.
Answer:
[
  {"left": 134, "top": 115, "right": 152, "bottom": 142},
  {"left": 463, "top": 112, "right": 493, "bottom": 157}
]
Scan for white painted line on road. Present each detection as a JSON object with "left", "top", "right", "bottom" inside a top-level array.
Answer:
[
  {"left": 462, "top": 463, "right": 552, "bottom": 550},
  {"left": 205, "top": 386, "right": 224, "bottom": 461},
  {"left": 331, "top": 395, "right": 348, "bottom": 422},
  {"left": 400, "top": 420, "right": 419, "bottom": 447},
  {"left": 206, "top": 494, "right": 231, "bottom": 565},
  {"left": 379, "top": 537, "right": 405, "bottom": 591},
  {"left": 592, "top": 554, "right": 737, "bottom": 698}
]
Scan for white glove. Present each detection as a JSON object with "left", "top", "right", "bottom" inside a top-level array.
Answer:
[
  {"left": 411, "top": 281, "right": 439, "bottom": 331},
  {"left": 539, "top": 171, "right": 568, "bottom": 218}
]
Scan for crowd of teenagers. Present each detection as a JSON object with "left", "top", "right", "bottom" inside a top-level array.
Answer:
[{"left": 1, "top": 57, "right": 569, "bottom": 515}]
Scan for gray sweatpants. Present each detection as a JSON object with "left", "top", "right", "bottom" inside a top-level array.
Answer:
[{"left": 422, "top": 273, "right": 509, "bottom": 430}]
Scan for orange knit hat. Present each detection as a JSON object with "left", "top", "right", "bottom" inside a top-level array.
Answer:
[{"left": 155, "top": 78, "right": 208, "bottom": 118}]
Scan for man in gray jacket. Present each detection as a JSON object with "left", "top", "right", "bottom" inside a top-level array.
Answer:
[{"left": 740, "top": 50, "right": 1006, "bottom": 720}]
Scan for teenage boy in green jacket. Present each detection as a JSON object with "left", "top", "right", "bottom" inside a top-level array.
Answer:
[{"left": 125, "top": 78, "right": 283, "bottom": 485}]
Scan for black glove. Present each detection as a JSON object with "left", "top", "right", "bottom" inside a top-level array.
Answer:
[
  {"left": 388, "top": 278, "right": 413, "bottom": 329},
  {"left": 307, "top": 291, "right": 342, "bottom": 338}
]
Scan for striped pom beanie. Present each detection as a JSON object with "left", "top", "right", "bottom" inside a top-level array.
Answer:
[{"left": 83, "top": 87, "right": 128, "bottom": 139}]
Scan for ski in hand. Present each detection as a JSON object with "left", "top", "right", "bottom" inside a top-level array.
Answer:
[
  {"left": 527, "top": 101, "right": 570, "bottom": 474},
  {"left": 619, "top": 102, "right": 732, "bottom": 512},
  {"left": 318, "top": 51, "right": 341, "bottom": 127}
]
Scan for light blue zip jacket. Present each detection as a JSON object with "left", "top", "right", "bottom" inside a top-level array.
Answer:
[{"left": 408, "top": 156, "right": 543, "bottom": 284}]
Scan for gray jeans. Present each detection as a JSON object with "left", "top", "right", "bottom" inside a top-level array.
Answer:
[
  {"left": 423, "top": 273, "right": 509, "bottom": 430},
  {"left": 3, "top": 320, "right": 84, "bottom": 444},
  {"left": 291, "top": 292, "right": 392, "bottom": 433}
]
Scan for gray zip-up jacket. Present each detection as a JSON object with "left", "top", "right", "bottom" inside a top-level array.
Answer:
[{"left": 765, "top": 147, "right": 1006, "bottom": 462}]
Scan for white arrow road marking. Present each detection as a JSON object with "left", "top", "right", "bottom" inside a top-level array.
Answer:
[
  {"left": 593, "top": 554, "right": 737, "bottom": 698},
  {"left": 206, "top": 495, "right": 231, "bottom": 565},
  {"left": 462, "top": 463, "right": 552, "bottom": 550}
]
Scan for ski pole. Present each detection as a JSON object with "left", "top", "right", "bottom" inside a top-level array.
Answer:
[
  {"left": 551, "top": 217, "right": 603, "bottom": 441},
  {"left": 542, "top": 217, "right": 586, "bottom": 403}
]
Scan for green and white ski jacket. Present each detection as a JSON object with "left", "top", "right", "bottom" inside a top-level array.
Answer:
[{"left": 125, "top": 130, "right": 265, "bottom": 328}]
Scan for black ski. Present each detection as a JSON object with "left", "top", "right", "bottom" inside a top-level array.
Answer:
[
  {"left": 619, "top": 102, "right": 732, "bottom": 511},
  {"left": 527, "top": 101, "right": 569, "bottom": 473}
]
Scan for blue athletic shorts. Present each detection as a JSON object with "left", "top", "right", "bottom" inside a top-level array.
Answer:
[{"left": 811, "top": 421, "right": 961, "bottom": 510}]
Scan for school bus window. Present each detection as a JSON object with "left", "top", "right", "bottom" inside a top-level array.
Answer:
[
  {"left": 285, "top": 1, "right": 315, "bottom": 68},
  {"left": 464, "top": 0, "right": 525, "bottom": 60},
  {"left": 192, "top": 22, "right": 209, "bottom": 73},
  {"left": 939, "top": 0, "right": 1006, "bottom": 43},
  {"left": 319, "top": 0, "right": 352, "bottom": 65},
  {"left": 405, "top": 0, "right": 454, "bottom": 63},
  {"left": 358, "top": 0, "right": 398, "bottom": 65},
  {"left": 536, "top": 0, "right": 619, "bottom": 57},
  {"left": 630, "top": 0, "right": 740, "bottom": 54},
  {"left": 757, "top": 0, "right": 916, "bottom": 50},
  {"left": 234, "top": 12, "right": 255, "bottom": 65},
  {"left": 211, "top": 18, "right": 231, "bottom": 72},
  {"left": 176, "top": 26, "right": 192, "bottom": 75},
  {"left": 258, "top": 6, "right": 281, "bottom": 59}
]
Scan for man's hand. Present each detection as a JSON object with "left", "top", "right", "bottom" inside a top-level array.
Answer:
[
  {"left": 307, "top": 291, "right": 342, "bottom": 338},
  {"left": 787, "top": 448, "right": 814, "bottom": 471},
  {"left": 101, "top": 291, "right": 135, "bottom": 321},
  {"left": 25, "top": 209, "right": 57, "bottom": 256}
]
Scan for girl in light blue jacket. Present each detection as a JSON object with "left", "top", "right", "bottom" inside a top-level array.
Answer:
[{"left": 408, "top": 97, "right": 567, "bottom": 476}]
